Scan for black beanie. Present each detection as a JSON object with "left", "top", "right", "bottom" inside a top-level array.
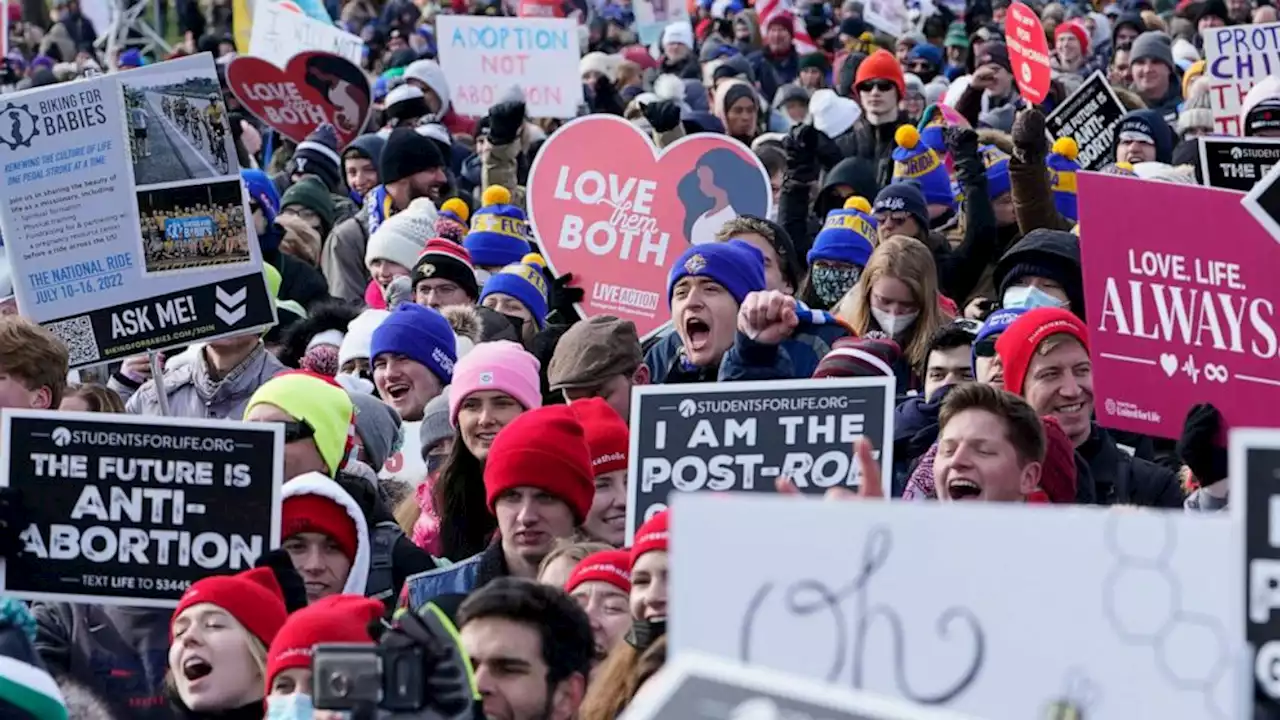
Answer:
[
  {"left": 380, "top": 127, "right": 445, "bottom": 185},
  {"left": 998, "top": 258, "right": 1085, "bottom": 318},
  {"left": 290, "top": 123, "right": 342, "bottom": 194}
]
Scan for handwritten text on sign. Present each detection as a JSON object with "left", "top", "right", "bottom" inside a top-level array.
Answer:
[
  {"left": 436, "top": 16, "right": 582, "bottom": 119},
  {"left": 1205, "top": 23, "right": 1280, "bottom": 136}
]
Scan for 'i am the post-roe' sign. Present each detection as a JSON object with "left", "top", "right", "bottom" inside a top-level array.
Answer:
[
  {"left": 1204, "top": 22, "right": 1280, "bottom": 136},
  {"left": 436, "top": 16, "right": 583, "bottom": 119}
]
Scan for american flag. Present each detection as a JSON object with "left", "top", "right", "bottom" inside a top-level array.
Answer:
[{"left": 755, "top": 0, "right": 818, "bottom": 53}]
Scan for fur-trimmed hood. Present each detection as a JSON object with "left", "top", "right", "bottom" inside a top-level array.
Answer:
[
  {"left": 279, "top": 301, "right": 362, "bottom": 369},
  {"left": 442, "top": 304, "right": 481, "bottom": 359},
  {"left": 281, "top": 472, "right": 371, "bottom": 596}
]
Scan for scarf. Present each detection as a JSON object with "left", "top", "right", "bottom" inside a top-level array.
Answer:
[{"left": 363, "top": 185, "right": 396, "bottom": 237}]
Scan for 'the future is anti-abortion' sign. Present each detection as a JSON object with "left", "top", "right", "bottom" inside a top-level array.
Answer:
[
  {"left": 528, "top": 115, "right": 772, "bottom": 340},
  {"left": 1078, "top": 173, "right": 1280, "bottom": 438},
  {"left": 436, "top": 16, "right": 582, "bottom": 118},
  {"left": 0, "top": 410, "right": 284, "bottom": 607},
  {"left": 625, "top": 377, "right": 894, "bottom": 542}
]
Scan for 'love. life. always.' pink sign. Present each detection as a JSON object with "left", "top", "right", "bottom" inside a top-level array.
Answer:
[{"left": 1079, "top": 172, "right": 1280, "bottom": 439}]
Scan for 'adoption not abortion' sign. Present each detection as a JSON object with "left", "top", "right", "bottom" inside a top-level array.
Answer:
[
  {"left": 1078, "top": 173, "right": 1280, "bottom": 439},
  {"left": 0, "top": 410, "right": 284, "bottom": 607},
  {"left": 624, "top": 377, "right": 894, "bottom": 542},
  {"left": 528, "top": 115, "right": 772, "bottom": 340},
  {"left": 436, "top": 16, "right": 583, "bottom": 118}
]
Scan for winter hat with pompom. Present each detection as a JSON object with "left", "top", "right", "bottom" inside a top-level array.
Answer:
[
  {"left": 892, "top": 125, "right": 954, "bottom": 211},
  {"left": 982, "top": 144, "right": 1011, "bottom": 200},
  {"left": 1048, "top": 137, "right": 1081, "bottom": 222},
  {"left": 366, "top": 197, "right": 437, "bottom": 271},
  {"left": 809, "top": 196, "right": 876, "bottom": 267},
  {"left": 479, "top": 254, "right": 550, "bottom": 328},
  {"left": 465, "top": 186, "right": 532, "bottom": 268},
  {"left": 435, "top": 197, "right": 471, "bottom": 243}
]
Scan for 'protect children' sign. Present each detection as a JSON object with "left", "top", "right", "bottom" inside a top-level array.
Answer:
[{"left": 436, "top": 16, "right": 583, "bottom": 118}]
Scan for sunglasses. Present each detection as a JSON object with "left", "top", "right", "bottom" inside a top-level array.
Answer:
[
  {"left": 907, "top": 60, "right": 933, "bottom": 71},
  {"left": 857, "top": 79, "right": 896, "bottom": 93},
  {"left": 283, "top": 420, "right": 315, "bottom": 444},
  {"left": 874, "top": 211, "right": 912, "bottom": 225}
]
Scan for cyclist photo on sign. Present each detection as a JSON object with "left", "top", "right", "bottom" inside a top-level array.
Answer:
[{"left": 119, "top": 67, "right": 237, "bottom": 185}]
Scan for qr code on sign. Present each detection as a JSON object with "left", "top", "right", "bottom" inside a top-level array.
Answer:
[{"left": 46, "top": 316, "right": 100, "bottom": 366}]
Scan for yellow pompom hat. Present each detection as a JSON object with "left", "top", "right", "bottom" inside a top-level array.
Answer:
[
  {"left": 1048, "top": 136, "right": 1081, "bottom": 222},
  {"left": 464, "top": 185, "right": 532, "bottom": 267},
  {"left": 434, "top": 196, "right": 472, "bottom": 243},
  {"left": 891, "top": 124, "right": 955, "bottom": 210}
]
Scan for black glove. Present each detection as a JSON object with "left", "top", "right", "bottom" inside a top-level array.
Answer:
[
  {"left": 1011, "top": 106, "right": 1048, "bottom": 163},
  {"left": 547, "top": 272, "right": 585, "bottom": 323},
  {"left": 642, "top": 99, "right": 682, "bottom": 134},
  {"left": 377, "top": 600, "right": 479, "bottom": 719},
  {"left": 255, "top": 548, "right": 309, "bottom": 613},
  {"left": 1177, "top": 403, "right": 1228, "bottom": 487},
  {"left": 590, "top": 75, "right": 625, "bottom": 116},
  {"left": 487, "top": 100, "right": 526, "bottom": 146},
  {"left": 783, "top": 123, "right": 821, "bottom": 185},
  {"left": 945, "top": 126, "right": 983, "bottom": 183},
  {"left": 0, "top": 487, "right": 23, "bottom": 559}
]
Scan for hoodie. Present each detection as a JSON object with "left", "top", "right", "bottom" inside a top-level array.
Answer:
[
  {"left": 402, "top": 59, "right": 475, "bottom": 137},
  {"left": 280, "top": 473, "right": 372, "bottom": 597}
]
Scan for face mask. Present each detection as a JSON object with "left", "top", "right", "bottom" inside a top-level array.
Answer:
[
  {"left": 871, "top": 307, "right": 918, "bottom": 337},
  {"left": 266, "top": 694, "right": 316, "bottom": 720},
  {"left": 811, "top": 265, "right": 862, "bottom": 307},
  {"left": 1003, "top": 284, "right": 1067, "bottom": 310}
]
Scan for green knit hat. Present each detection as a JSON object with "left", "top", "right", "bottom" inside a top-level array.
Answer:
[
  {"left": 0, "top": 599, "right": 67, "bottom": 720},
  {"left": 799, "top": 52, "right": 830, "bottom": 72},
  {"left": 945, "top": 21, "right": 969, "bottom": 48},
  {"left": 279, "top": 176, "right": 336, "bottom": 238}
]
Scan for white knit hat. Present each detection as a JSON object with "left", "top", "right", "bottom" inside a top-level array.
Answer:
[
  {"left": 339, "top": 308, "right": 390, "bottom": 368},
  {"left": 365, "top": 197, "right": 438, "bottom": 270}
]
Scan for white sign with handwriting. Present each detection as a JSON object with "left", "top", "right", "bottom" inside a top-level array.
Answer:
[
  {"left": 670, "top": 495, "right": 1243, "bottom": 720},
  {"left": 248, "top": 2, "right": 363, "bottom": 68}
]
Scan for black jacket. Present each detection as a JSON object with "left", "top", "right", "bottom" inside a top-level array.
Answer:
[
  {"left": 848, "top": 111, "right": 913, "bottom": 189},
  {"left": 779, "top": 156, "right": 880, "bottom": 262},
  {"left": 335, "top": 472, "right": 438, "bottom": 611},
  {"left": 1076, "top": 425, "right": 1184, "bottom": 508}
]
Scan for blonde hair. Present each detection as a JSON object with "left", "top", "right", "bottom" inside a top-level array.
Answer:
[
  {"left": 536, "top": 539, "right": 613, "bottom": 581},
  {"left": 580, "top": 636, "right": 668, "bottom": 720},
  {"left": 63, "top": 383, "right": 126, "bottom": 413},
  {"left": 835, "top": 235, "right": 945, "bottom": 372},
  {"left": 166, "top": 608, "right": 268, "bottom": 706}
]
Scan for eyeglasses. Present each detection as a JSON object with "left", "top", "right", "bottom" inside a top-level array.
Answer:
[
  {"left": 857, "top": 79, "right": 896, "bottom": 93},
  {"left": 282, "top": 420, "right": 315, "bottom": 444}
]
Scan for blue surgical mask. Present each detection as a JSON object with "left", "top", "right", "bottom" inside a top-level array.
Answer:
[
  {"left": 266, "top": 693, "right": 316, "bottom": 720},
  {"left": 1003, "top": 284, "right": 1067, "bottom": 310}
]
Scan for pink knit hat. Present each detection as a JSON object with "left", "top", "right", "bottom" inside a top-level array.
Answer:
[{"left": 449, "top": 340, "right": 543, "bottom": 427}]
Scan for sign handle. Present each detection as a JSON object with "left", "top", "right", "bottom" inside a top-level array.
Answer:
[{"left": 148, "top": 350, "right": 169, "bottom": 417}]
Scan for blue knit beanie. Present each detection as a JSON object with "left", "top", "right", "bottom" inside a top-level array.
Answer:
[
  {"left": 891, "top": 125, "right": 954, "bottom": 210},
  {"left": 982, "top": 144, "right": 1011, "bottom": 200},
  {"left": 1047, "top": 137, "right": 1081, "bottom": 222},
  {"left": 370, "top": 304, "right": 458, "bottom": 385},
  {"left": 809, "top": 196, "right": 877, "bottom": 267},
  {"left": 241, "top": 169, "right": 280, "bottom": 223},
  {"left": 872, "top": 182, "right": 929, "bottom": 232},
  {"left": 480, "top": 254, "right": 550, "bottom": 329},
  {"left": 667, "top": 239, "right": 766, "bottom": 306},
  {"left": 465, "top": 185, "right": 532, "bottom": 268}
]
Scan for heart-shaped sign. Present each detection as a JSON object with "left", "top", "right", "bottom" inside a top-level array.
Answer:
[
  {"left": 225, "top": 50, "right": 371, "bottom": 148},
  {"left": 527, "top": 115, "right": 772, "bottom": 340}
]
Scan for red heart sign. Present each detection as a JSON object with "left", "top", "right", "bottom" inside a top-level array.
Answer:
[
  {"left": 1005, "top": 1, "right": 1051, "bottom": 104},
  {"left": 527, "top": 115, "right": 771, "bottom": 340},
  {"left": 225, "top": 51, "right": 371, "bottom": 148}
]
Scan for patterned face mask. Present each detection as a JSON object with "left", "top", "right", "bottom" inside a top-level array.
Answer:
[{"left": 811, "top": 264, "right": 863, "bottom": 307}]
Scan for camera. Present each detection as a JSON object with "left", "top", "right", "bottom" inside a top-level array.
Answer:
[{"left": 312, "top": 603, "right": 480, "bottom": 720}]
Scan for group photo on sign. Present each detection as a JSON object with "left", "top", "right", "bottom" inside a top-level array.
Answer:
[{"left": 5, "top": 0, "right": 1280, "bottom": 715}]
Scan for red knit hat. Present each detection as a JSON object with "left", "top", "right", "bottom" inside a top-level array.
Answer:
[
  {"left": 1054, "top": 19, "right": 1090, "bottom": 56},
  {"left": 282, "top": 493, "right": 359, "bottom": 563},
  {"left": 1039, "top": 415, "right": 1078, "bottom": 504},
  {"left": 569, "top": 397, "right": 629, "bottom": 476},
  {"left": 171, "top": 567, "right": 288, "bottom": 645},
  {"left": 484, "top": 405, "right": 595, "bottom": 522},
  {"left": 994, "top": 308, "right": 1089, "bottom": 396},
  {"left": 630, "top": 509, "right": 669, "bottom": 570},
  {"left": 265, "top": 594, "right": 384, "bottom": 691},
  {"left": 565, "top": 549, "right": 632, "bottom": 594},
  {"left": 854, "top": 49, "right": 906, "bottom": 97},
  {"left": 812, "top": 337, "right": 901, "bottom": 379}
]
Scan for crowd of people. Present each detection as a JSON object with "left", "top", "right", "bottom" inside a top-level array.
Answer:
[{"left": 0, "top": 0, "right": 1266, "bottom": 714}]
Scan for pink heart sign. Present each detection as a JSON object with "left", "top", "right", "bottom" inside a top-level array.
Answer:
[
  {"left": 225, "top": 51, "right": 370, "bottom": 148},
  {"left": 527, "top": 115, "right": 772, "bottom": 340}
]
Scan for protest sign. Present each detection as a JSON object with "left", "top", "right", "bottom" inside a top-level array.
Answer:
[
  {"left": 1078, "top": 173, "right": 1280, "bottom": 438},
  {"left": 1199, "top": 136, "right": 1280, "bottom": 191},
  {"left": 625, "top": 377, "right": 894, "bottom": 541},
  {"left": 1231, "top": 428, "right": 1280, "bottom": 717},
  {"left": 1005, "top": 2, "right": 1050, "bottom": 104},
  {"left": 380, "top": 421, "right": 426, "bottom": 487},
  {"left": 634, "top": 0, "right": 689, "bottom": 45},
  {"left": 226, "top": 51, "right": 371, "bottom": 147},
  {"left": 1244, "top": 149, "right": 1280, "bottom": 239},
  {"left": 1045, "top": 71, "right": 1125, "bottom": 171},
  {"left": 1203, "top": 23, "right": 1280, "bottom": 136},
  {"left": 0, "top": 54, "right": 275, "bottom": 369},
  {"left": 670, "top": 493, "right": 1241, "bottom": 719},
  {"left": 863, "top": 0, "right": 909, "bottom": 37},
  {"left": 518, "top": 0, "right": 564, "bottom": 16},
  {"left": 0, "top": 410, "right": 284, "bottom": 607},
  {"left": 624, "top": 652, "right": 984, "bottom": 720},
  {"left": 436, "top": 16, "right": 582, "bottom": 119},
  {"left": 249, "top": 2, "right": 364, "bottom": 68},
  {"left": 527, "top": 115, "right": 771, "bottom": 340}
]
